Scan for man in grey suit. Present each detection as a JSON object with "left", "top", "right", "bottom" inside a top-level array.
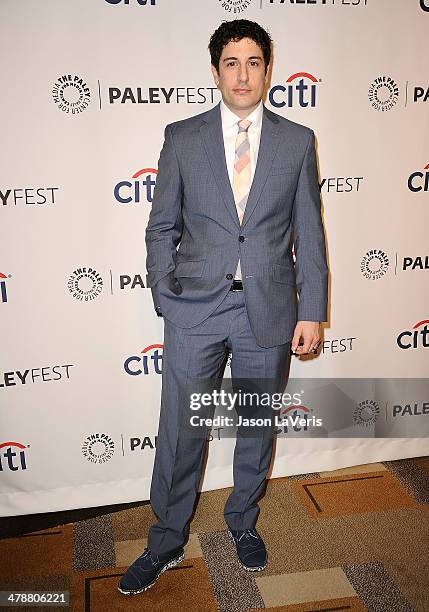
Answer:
[{"left": 119, "top": 19, "right": 328, "bottom": 596}]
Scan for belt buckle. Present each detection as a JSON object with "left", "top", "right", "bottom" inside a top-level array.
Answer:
[{"left": 230, "top": 279, "right": 243, "bottom": 291}]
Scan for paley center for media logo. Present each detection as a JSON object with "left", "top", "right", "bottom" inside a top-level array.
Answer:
[
  {"left": 368, "top": 76, "right": 399, "bottom": 111},
  {"left": 369, "top": 76, "right": 429, "bottom": 111},
  {"left": 360, "top": 249, "right": 389, "bottom": 280},
  {"left": 114, "top": 167, "right": 157, "bottom": 205},
  {"left": 408, "top": 162, "right": 429, "bottom": 192},
  {"left": 1, "top": 271, "right": 11, "bottom": 303},
  {"left": 52, "top": 75, "right": 220, "bottom": 113},
  {"left": 52, "top": 74, "right": 91, "bottom": 114},
  {"left": 361, "top": 250, "right": 427, "bottom": 278},
  {"left": 269, "top": 72, "right": 321, "bottom": 109},
  {"left": 68, "top": 267, "right": 103, "bottom": 301},
  {"left": 82, "top": 433, "right": 115, "bottom": 464},
  {"left": 0, "top": 441, "right": 29, "bottom": 472},
  {"left": 124, "top": 344, "right": 163, "bottom": 376},
  {"left": 397, "top": 319, "right": 429, "bottom": 350},
  {"left": 353, "top": 400, "right": 380, "bottom": 427},
  {"left": 67, "top": 267, "right": 150, "bottom": 297},
  {"left": 219, "top": 0, "right": 252, "bottom": 13}
]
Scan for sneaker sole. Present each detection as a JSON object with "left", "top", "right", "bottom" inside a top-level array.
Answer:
[
  {"left": 227, "top": 530, "right": 268, "bottom": 572},
  {"left": 117, "top": 551, "right": 185, "bottom": 595}
]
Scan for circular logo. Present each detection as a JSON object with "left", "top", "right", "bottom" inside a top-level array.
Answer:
[
  {"left": 368, "top": 76, "right": 399, "bottom": 111},
  {"left": 52, "top": 74, "right": 91, "bottom": 114},
  {"left": 353, "top": 400, "right": 380, "bottom": 427},
  {"left": 82, "top": 433, "right": 115, "bottom": 464},
  {"left": 219, "top": 0, "right": 252, "bottom": 13},
  {"left": 360, "top": 249, "right": 389, "bottom": 280},
  {"left": 68, "top": 267, "right": 103, "bottom": 301}
]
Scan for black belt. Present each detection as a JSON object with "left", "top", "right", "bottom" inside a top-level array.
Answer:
[{"left": 229, "top": 279, "right": 243, "bottom": 291}]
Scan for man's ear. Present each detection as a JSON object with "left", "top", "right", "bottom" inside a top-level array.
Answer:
[{"left": 211, "top": 64, "right": 220, "bottom": 85}]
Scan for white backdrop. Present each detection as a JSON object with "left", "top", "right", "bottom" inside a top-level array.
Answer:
[{"left": 1, "top": 0, "right": 428, "bottom": 517}]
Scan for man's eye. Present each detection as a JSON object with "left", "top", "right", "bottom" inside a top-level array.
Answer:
[{"left": 227, "top": 61, "right": 237, "bottom": 67}]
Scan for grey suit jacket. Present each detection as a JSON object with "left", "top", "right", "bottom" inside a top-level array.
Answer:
[{"left": 145, "top": 102, "right": 328, "bottom": 348}]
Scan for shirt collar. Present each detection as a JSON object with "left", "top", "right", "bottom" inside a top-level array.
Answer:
[{"left": 220, "top": 99, "right": 263, "bottom": 130}]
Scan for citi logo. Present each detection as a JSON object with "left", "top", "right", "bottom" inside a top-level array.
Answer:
[
  {"left": 114, "top": 167, "right": 157, "bottom": 205},
  {"left": 0, "top": 271, "right": 10, "bottom": 303},
  {"left": 269, "top": 72, "right": 320, "bottom": 108},
  {"left": 275, "top": 405, "right": 322, "bottom": 435},
  {"left": 0, "top": 441, "right": 28, "bottom": 472},
  {"left": 279, "top": 405, "right": 311, "bottom": 430},
  {"left": 408, "top": 162, "right": 429, "bottom": 192},
  {"left": 124, "top": 344, "right": 163, "bottom": 375},
  {"left": 397, "top": 319, "right": 429, "bottom": 350}
]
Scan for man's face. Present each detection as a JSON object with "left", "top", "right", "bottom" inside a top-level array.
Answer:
[{"left": 211, "top": 37, "right": 269, "bottom": 118}]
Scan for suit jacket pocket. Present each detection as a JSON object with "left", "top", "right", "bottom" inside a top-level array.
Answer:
[
  {"left": 174, "top": 259, "right": 206, "bottom": 278},
  {"left": 270, "top": 165, "right": 297, "bottom": 176},
  {"left": 272, "top": 263, "right": 296, "bottom": 286}
]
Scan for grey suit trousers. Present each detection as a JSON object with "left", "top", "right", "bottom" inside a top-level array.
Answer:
[{"left": 147, "top": 289, "right": 291, "bottom": 555}]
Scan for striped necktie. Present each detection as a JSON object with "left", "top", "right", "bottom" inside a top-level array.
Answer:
[{"left": 232, "top": 118, "right": 251, "bottom": 281}]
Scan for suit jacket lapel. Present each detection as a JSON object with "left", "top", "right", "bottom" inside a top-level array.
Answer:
[
  {"left": 199, "top": 104, "right": 240, "bottom": 228},
  {"left": 241, "top": 106, "right": 280, "bottom": 228}
]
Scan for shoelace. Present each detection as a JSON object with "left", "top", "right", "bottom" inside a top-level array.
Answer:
[
  {"left": 136, "top": 548, "right": 158, "bottom": 566},
  {"left": 238, "top": 529, "right": 259, "bottom": 542}
]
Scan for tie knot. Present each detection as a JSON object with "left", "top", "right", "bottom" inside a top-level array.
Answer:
[{"left": 238, "top": 119, "right": 251, "bottom": 133}]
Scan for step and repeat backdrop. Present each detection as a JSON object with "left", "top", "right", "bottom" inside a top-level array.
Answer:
[{"left": 1, "top": 0, "right": 428, "bottom": 517}]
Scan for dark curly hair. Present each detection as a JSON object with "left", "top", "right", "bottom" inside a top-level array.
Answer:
[{"left": 209, "top": 19, "right": 272, "bottom": 74}]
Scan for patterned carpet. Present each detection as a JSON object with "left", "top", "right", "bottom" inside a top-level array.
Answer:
[{"left": 1, "top": 457, "right": 428, "bottom": 612}]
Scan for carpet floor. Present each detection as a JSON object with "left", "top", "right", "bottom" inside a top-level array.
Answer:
[{"left": 1, "top": 456, "right": 428, "bottom": 612}]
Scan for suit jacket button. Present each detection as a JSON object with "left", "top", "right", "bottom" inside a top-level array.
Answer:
[
  {"left": 239, "top": 235, "right": 245, "bottom": 242},
  {"left": 226, "top": 273, "right": 233, "bottom": 280}
]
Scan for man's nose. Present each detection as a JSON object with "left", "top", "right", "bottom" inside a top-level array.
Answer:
[{"left": 238, "top": 64, "right": 249, "bottom": 84}]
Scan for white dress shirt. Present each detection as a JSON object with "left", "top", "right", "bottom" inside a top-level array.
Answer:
[
  {"left": 220, "top": 99, "right": 263, "bottom": 186},
  {"left": 220, "top": 99, "right": 263, "bottom": 281}
]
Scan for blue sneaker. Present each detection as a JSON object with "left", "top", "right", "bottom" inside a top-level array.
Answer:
[
  {"left": 228, "top": 528, "right": 268, "bottom": 571},
  {"left": 118, "top": 546, "right": 184, "bottom": 595}
]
